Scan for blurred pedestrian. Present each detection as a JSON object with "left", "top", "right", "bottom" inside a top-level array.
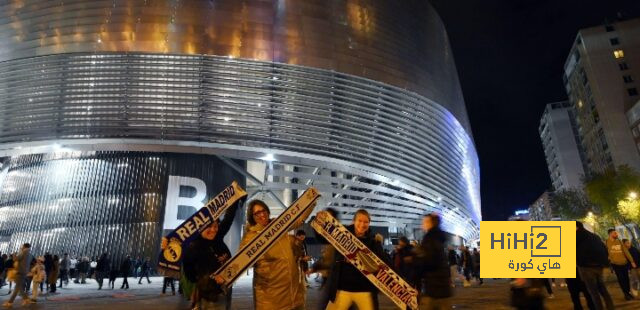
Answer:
[
  {"left": 3, "top": 243, "right": 33, "bottom": 307},
  {"left": 29, "top": 257, "right": 45, "bottom": 302},
  {"left": 48, "top": 255, "right": 59, "bottom": 293},
  {"left": 120, "top": 255, "right": 131, "bottom": 289},
  {"left": 459, "top": 245, "right": 473, "bottom": 287},
  {"left": 96, "top": 253, "right": 109, "bottom": 290},
  {"left": 59, "top": 253, "right": 70, "bottom": 288},
  {"left": 416, "top": 213, "right": 452, "bottom": 310},
  {"left": 447, "top": 246, "right": 460, "bottom": 287},
  {"left": 606, "top": 229, "right": 635, "bottom": 300},
  {"left": 392, "top": 236, "right": 416, "bottom": 287},
  {"left": 577, "top": 221, "right": 614, "bottom": 310},
  {"left": 472, "top": 248, "right": 482, "bottom": 285},
  {"left": 137, "top": 257, "right": 151, "bottom": 284},
  {"left": 623, "top": 239, "right": 640, "bottom": 295}
]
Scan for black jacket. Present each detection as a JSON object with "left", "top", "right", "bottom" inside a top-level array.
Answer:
[
  {"left": 416, "top": 227, "right": 452, "bottom": 299},
  {"left": 576, "top": 228, "right": 609, "bottom": 268},
  {"left": 325, "top": 225, "right": 390, "bottom": 308},
  {"left": 96, "top": 255, "right": 110, "bottom": 272},
  {"left": 120, "top": 258, "right": 131, "bottom": 276},
  {"left": 182, "top": 203, "right": 238, "bottom": 301},
  {"left": 392, "top": 245, "right": 415, "bottom": 284}
]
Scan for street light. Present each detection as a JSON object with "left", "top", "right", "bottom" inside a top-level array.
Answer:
[{"left": 629, "top": 191, "right": 638, "bottom": 200}]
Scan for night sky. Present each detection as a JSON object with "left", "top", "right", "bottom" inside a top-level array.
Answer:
[{"left": 429, "top": 0, "right": 640, "bottom": 220}]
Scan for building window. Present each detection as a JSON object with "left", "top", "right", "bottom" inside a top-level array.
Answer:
[
  {"left": 629, "top": 88, "right": 639, "bottom": 96},
  {"left": 613, "top": 49, "right": 625, "bottom": 59},
  {"left": 610, "top": 38, "right": 620, "bottom": 45},
  {"left": 619, "top": 62, "right": 629, "bottom": 70},
  {"left": 605, "top": 25, "right": 615, "bottom": 32},
  {"left": 623, "top": 75, "right": 634, "bottom": 83}
]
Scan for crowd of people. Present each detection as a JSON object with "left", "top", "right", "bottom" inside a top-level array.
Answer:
[
  {"left": 3, "top": 201, "right": 640, "bottom": 310},
  {"left": 0, "top": 249, "right": 156, "bottom": 307}
]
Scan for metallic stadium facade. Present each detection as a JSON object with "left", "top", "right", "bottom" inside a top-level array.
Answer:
[{"left": 0, "top": 0, "right": 480, "bottom": 259}]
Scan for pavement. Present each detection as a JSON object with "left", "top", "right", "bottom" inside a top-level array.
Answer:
[{"left": 0, "top": 274, "right": 639, "bottom": 309}]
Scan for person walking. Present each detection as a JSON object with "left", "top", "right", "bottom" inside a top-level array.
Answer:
[
  {"left": 392, "top": 236, "right": 416, "bottom": 287},
  {"left": 415, "top": 213, "right": 453, "bottom": 310},
  {"left": 566, "top": 267, "right": 596, "bottom": 310},
  {"left": 577, "top": 221, "right": 614, "bottom": 310},
  {"left": 96, "top": 253, "right": 110, "bottom": 290},
  {"left": 69, "top": 256, "right": 77, "bottom": 281},
  {"left": 75, "top": 256, "right": 89, "bottom": 284},
  {"left": 460, "top": 245, "right": 473, "bottom": 287},
  {"left": 293, "top": 230, "right": 311, "bottom": 287},
  {"left": 137, "top": 257, "right": 151, "bottom": 284},
  {"left": 182, "top": 198, "right": 242, "bottom": 309},
  {"left": 59, "top": 253, "right": 70, "bottom": 288},
  {"left": 89, "top": 257, "right": 97, "bottom": 279},
  {"left": 606, "top": 228, "right": 636, "bottom": 300},
  {"left": 624, "top": 239, "right": 640, "bottom": 295},
  {"left": 3, "top": 243, "right": 33, "bottom": 308},
  {"left": 472, "top": 248, "right": 482, "bottom": 285},
  {"left": 120, "top": 255, "right": 131, "bottom": 289},
  {"left": 29, "top": 257, "right": 45, "bottom": 302},
  {"left": 447, "top": 247, "right": 459, "bottom": 288},
  {"left": 4, "top": 254, "right": 15, "bottom": 294},
  {"left": 323, "top": 209, "right": 390, "bottom": 310},
  {"left": 240, "top": 199, "right": 313, "bottom": 310},
  {"left": 48, "top": 255, "right": 59, "bottom": 294},
  {"left": 133, "top": 256, "right": 141, "bottom": 279}
]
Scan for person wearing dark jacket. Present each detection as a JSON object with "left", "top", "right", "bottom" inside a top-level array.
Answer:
[
  {"left": 415, "top": 213, "right": 452, "bottom": 309},
  {"left": 96, "top": 253, "right": 110, "bottom": 290},
  {"left": 392, "top": 236, "right": 416, "bottom": 287},
  {"left": 447, "top": 247, "right": 459, "bottom": 287},
  {"left": 138, "top": 257, "right": 151, "bottom": 284},
  {"left": 624, "top": 239, "right": 640, "bottom": 293},
  {"left": 325, "top": 209, "right": 390, "bottom": 310},
  {"left": 120, "top": 255, "right": 131, "bottom": 289},
  {"left": 182, "top": 200, "right": 241, "bottom": 309},
  {"left": 576, "top": 221, "right": 614, "bottom": 310}
]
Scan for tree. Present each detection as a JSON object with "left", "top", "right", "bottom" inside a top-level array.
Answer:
[
  {"left": 585, "top": 165, "right": 640, "bottom": 240},
  {"left": 551, "top": 189, "right": 595, "bottom": 220}
]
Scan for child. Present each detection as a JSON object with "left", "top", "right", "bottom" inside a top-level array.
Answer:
[
  {"left": 108, "top": 267, "right": 118, "bottom": 289},
  {"left": 30, "top": 257, "right": 45, "bottom": 302}
]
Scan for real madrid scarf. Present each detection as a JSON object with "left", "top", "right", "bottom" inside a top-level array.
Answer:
[
  {"left": 213, "top": 187, "right": 320, "bottom": 287},
  {"left": 311, "top": 211, "right": 419, "bottom": 310},
  {"left": 158, "top": 181, "right": 247, "bottom": 278}
]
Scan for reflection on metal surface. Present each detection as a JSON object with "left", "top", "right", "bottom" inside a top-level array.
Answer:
[
  {"left": 0, "top": 152, "right": 246, "bottom": 263},
  {"left": 0, "top": 0, "right": 480, "bottom": 240},
  {"left": 0, "top": 0, "right": 470, "bottom": 131}
]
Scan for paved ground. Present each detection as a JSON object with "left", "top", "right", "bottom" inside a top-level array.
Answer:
[{"left": 0, "top": 274, "right": 638, "bottom": 309}]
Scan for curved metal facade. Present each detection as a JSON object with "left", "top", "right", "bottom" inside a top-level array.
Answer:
[
  {"left": 0, "top": 0, "right": 480, "bottom": 240},
  {"left": 0, "top": 152, "right": 246, "bottom": 263}
]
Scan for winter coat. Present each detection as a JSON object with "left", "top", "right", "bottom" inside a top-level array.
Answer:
[
  {"left": 240, "top": 223, "right": 306, "bottom": 310},
  {"left": 416, "top": 227, "right": 452, "bottom": 299},
  {"left": 576, "top": 228, "right": 609, "bottom": 268},
  {"left": 16, "top": 248, "right": 32, "bottom": 276},
  {"left": 183, "top": 203, "right": 238, "bottom": 302},
  {"left": 392, "top": 245, "right": 415, "bottom": 283},
  {"left": 120, "top": 258, "right": 131, "bottom": 276},
  {"left": 324, "top": 225, "right": 390, "bottom": 308},
  {"left": 30, "top": 263, "right": 45, "bottom": 283},
  {"left": 60, "top": 257, "right": 70, "bottom": 271},
  {"left": 48, "top": 260, "right": 59, "bottom": 285},
  {"left": 96, "top": 256, "right": 110, "bottom": 273}
]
